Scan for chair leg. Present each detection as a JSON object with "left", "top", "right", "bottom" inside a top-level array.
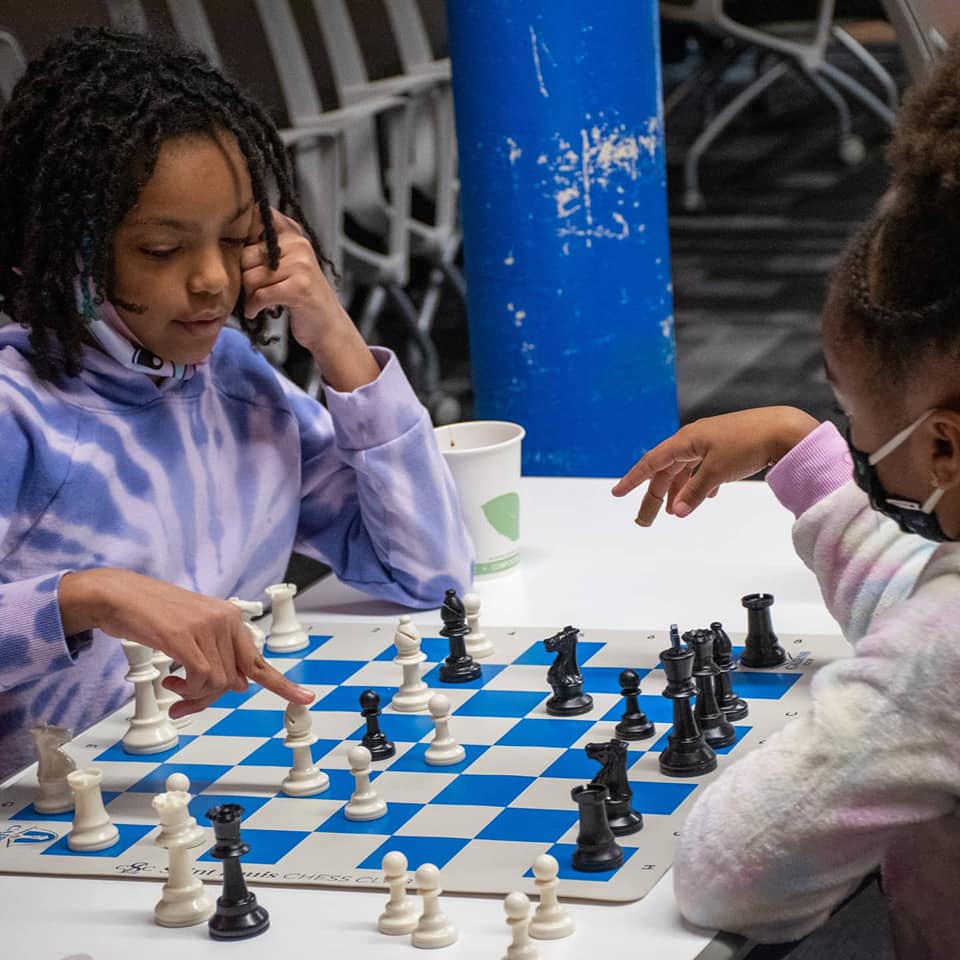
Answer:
[
  {"left": 801, "top": 66, "right": 855, "bottom": 150},
  {"left": 818, "top": 61, "right": 896, "bottom": 128},
  {"left": 385, "top": 281, "right": 440, "bottom": 396},
  {"left": 831, "top": 25, "right": 898, "bottom": 112},
  {"left": 357, "top": 285, "right": 387, "bottom": 343}
]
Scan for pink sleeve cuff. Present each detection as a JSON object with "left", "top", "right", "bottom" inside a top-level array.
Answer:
[{"left": 766, "top": 421, "right": 853, "bottom": 518}]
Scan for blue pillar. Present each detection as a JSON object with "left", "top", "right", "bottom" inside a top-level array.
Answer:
[{"left": 446, "top": 1, "right": 677, "bottom": 477}]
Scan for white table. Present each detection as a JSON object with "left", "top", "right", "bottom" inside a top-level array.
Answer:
[{"left": 2, "top": 478, "right": 839, "bottom": 960}]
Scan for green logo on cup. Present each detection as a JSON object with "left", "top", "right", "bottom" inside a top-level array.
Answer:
[{"left": 481, "top": 492, "right": 520, "bottom": 541}]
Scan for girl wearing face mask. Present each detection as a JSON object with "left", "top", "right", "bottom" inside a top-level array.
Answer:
[{"left": 613, "top": 43, "right": 960, "bottom": 960}]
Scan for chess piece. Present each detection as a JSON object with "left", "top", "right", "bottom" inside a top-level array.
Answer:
[
  {"left": 344, "top": 745, "right": 387, "bottom": 821},
  {"left": 377, "top": 850, "right": 419, "bottom": 935},
  {"left": 585, "top": 739, "right": 643, "bottom": 836},
  {"left": 155, "top": 772, "right": 206, "bottom": 849},
  {"left": 120, "top": 640, "right": 178, "bottom": 754},
  {"left": 152, "top": 814, "right": 214, "bottom": 926},
  {"left": 152, "top": 650, "right": 185, "bottom": 727},
  {"left": 614, "top": 669, "right": 655, "bottom": 740},
  {"left": 438, "top": 588, "right": 482, "bottom": 682},
  {"left": 229, "top": 598, "right": 266, "bottom": 654},
  {"left": 544, "top": 625, "right": 593, "bottom": 716},
  {"left": 206, "top": 803, "right": 269, "bottom": 940},
  {"left": 570, "top": 784, "right": 623, "bottom": 872},
  {"left": 66, "top": 768, "right": 119, "bottom": 851},
  {"left": 529, "top": 854, "right": 575, "bottom": 940},
  {"left": 686, "top": 629, "right": 736, "bottom": 749},
  {"left": 711, "top": 621, "right": 749, "bottom": 721},
  {"left": 360, "top": 690, "right": 396, "bottom": 761},
  {"left": 464, "top": 592, "right": 494, "bottom": 659},
  {"left": 281, "top": 703, "right": 329, "bottom": 797},
  {"left": 502, "top": 891, "right": 539, "bottom": 960},
  {"left": 740, "top": 593, "right": 786, "bottom": 668},
  {"left": 411, "top": 863, "right": 457, "bottom": 948},
  {"left": 30, "top": 722, "right": 76, "bottom": 814},
  {"left": 264, "top": 582, "right": 308, "bottom": 653},
  {"left": 658, "top": 634, "right": 717, "bottom": 778},
  {"left": 424, "top": 693, "right": 466, "bottom": 766},
  {"left": 390, "top": 616, "right": 431, "bottom": 712}
]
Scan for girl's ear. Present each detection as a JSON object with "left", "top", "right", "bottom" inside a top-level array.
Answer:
[{"left": 928, "top": 412, "right": 960, "bottom": 489}]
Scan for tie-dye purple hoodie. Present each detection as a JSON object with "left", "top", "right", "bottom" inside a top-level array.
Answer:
[
  {"left": 0, "top": 326, "right": 472, "bottom": 779},
  {"left": 674, "top": 422, "right": 960, "bottom": 958}
]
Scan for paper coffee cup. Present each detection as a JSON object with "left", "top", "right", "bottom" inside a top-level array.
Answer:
[{"left": 435, "top": 420, "right": 525, "bottom": 577}]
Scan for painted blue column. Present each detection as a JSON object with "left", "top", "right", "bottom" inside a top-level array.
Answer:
[{"left": 446, "top": 1, "right": 677, "bottom": 477}]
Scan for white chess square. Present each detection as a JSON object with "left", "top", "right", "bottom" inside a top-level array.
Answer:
[
  {"left": 163, "top": 706, "right": 233, "bottom": 736},
  {"left": 395, "top": 803, "right": 500, "bottom": 839},
  {"left": 343, "top": 660, "right": 402, "bottom": 688},
  {"left": 241, "top": 684, "right": 334, "bottom": 712},
  {"left": 444, "top": 715, "right": 519, "bottom": 745},
  {"left": 243, "top": 796, "right": 344, "bottom": 832},
  {"left": 367, "top": 770, "right": 455, "bottom": 804},
  {"left": 481, "top": 664, "right": 549, "bottom": 692},
  {"left": 319, "top": 739, "right": 416, "bottom": 770},
  {"left": 463, "top": 746, "right": 564, "bottom": 778},
  {"left": 173, "top": 735, "right": 267, "bottom": 765},
  {"left": 509, "top": 776, "right": 582, "bottom": 810},
  {"left": 202, "top": 763, "right": 287, "bottom": 795},
  {"left": 310, "top": 710, "right": 373, "bottom": 741}
]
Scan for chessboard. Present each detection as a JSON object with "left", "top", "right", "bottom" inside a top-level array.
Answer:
[{"left": 0, "top": 619, "right": 849, "bottom": 903}]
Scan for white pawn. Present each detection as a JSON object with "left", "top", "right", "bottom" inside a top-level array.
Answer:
[
  {"left": 154, "top": 773, "right": 205, "bottom": 850},
  {"left": 281, "top": 703, "right": 329, "bottom": 797},
  {"left": 390, "top": 616, "right": 431, "bottom": 713},
  {"left": 529, "top": 854, "right": 575, "bottom": 940},
  {"left": 66, "top": 768, "right": 119, "bottom": 852},
  {"left": 30, "top": 722, "right": 76, "bottom": 814},
  {"left": 152, "top": 832, "right": 214, "bottom": 927},
  {"left": 344, "top": 745, "right": 386, "bottom": 821},
  {"left": 229, "top": 597, "right": 265, "bottom": 653},
  {"left": 502, "top": 892, "right": 540, "bottom": 960},
  {"left": 121, "top": 640, "right": 178, "bottom": 754},
  {"left": 377, "top": 850, "right": 420, "bottom": 935},
  {"left": 425, "top": 694, "right": 465, "bottom": 766},
  {"left": 152, "top": 650, "right": 188, "bottom": 729},
  {"left": 464, "top": 593, "right": 494, "bottom": 659},
  {"left": 265, "top": 582, "right": 309, "bottom": 652},
  {"left": 411, "top": 863, "right": 457, "bottom": 949}
]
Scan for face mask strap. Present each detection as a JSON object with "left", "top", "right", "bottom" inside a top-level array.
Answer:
[
  {"left": 921, "top": 486, "right": 946, "bottom": 515},
  {"left": 868, "top": 409, "right": 934, "bottom": 466}
]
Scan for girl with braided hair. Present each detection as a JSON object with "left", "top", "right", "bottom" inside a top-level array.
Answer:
[
  {"left": 615, "top": 39, "right": 960, "bottom": 958},
  {"left": 0, "top": 28, "right": 471, "bottom": 779}
]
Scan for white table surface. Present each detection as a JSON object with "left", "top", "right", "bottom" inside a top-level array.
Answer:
[{"left": 1, "top": 477, "right": 839, "bottom": 960}]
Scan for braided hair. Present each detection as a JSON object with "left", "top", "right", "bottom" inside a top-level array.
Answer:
[
  {"left": 0, "top": 27, "right": 325, "bottom": 380},
  {"left": 826, "top": 40, "right": 960, "bottom": 385}
]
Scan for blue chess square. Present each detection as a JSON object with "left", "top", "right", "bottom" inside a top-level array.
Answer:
[
  {"left": 191, "top": 794, "right": 273, "bottom": 823},
  {"left": 197, "top": 827, "right": 309, "bottom": 865},
  {"left": 127, "top": 763, "right": 230, "bottom": 795},
  {"left": 315, "top": 801, "right": 422, "bottom": 836},
  {"left": 312, "top": 685, "right": 398, "bottom": 712},
  {"left": 649, "top": 725, "right": 752, "bottom": 755},
  {"left": 477, "top": 807, "right": 578, "bottom": 843},
  {"left": 629, "top": 780, "right": 698, "bottom": 815},
  {"left": 347, "top": 713, "right": 436, "bottom": 743},
  {"left": 529, "top": 842, "right": 636, "bottom": 881},
  {"left": 239, "top": 737, "right": 340, "bottom": 767},
  {"left": 41, "top": 823, "right": 153, "bottom": 858},
  {"left": 581, "top": 666, "right": 650, "bottom": 694},
  {"left": 542, "top": 749, "right": 606, "bottom": 781},
  {"left": 94, "top": 735, "right": 197, "bottom": 764},
  {"left": 422, "top": 662, "right": 505, "bottom": 690},
  {"left": 322, "top": 768, "right": 379, "bottom": 802},
  {"left": 211, "top": 685, "right": 262, "bottom": 709},
  {"left": 496, "top": 719, "right": 595, "bottom": 749},
  {"left": 514, "top": 640, "right": 604, "bottom": 666},
  {"left": 729, "top": 671, "right": 800, "bottom": 699},
  {"left": 264, "top": 633, "right": 332, "bottom": 658},
  {"left": 374, "top": 636, "right": 449, "bottom": 662},
  {"left": 432, "top": 774, "right": 534, "bottom": 807},
  {"left": 205, "top": 709, "right": 285, "bottom": 738},
  {"left": 601, "top": 694, "right": 674, "bottom": 725},
  {"left": 10, "top": 794, "right": 119, "bottom": 823},
  {"left": 386, "top": 742, "right": 488, "bottom": 774},
  {"left": 282, "top": 660, "right": 367, "bottom": 685},
  {"left": 453, "top": 690, "right": 546, "bottom": 718},
  {"left": 358, "top": 835, "right": 469, "bottom": 872}
]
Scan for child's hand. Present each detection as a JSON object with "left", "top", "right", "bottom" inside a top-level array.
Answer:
[
  {"left": 58, "top": 569, "right": 315, "bottom": 718},
  {"left": 611, "top": 406, "right": 819, "bottom": 526}
]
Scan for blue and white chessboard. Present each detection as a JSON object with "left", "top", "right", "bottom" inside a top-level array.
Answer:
[{"left": 0, "top": 621, "right": 847, "bottom": 902}]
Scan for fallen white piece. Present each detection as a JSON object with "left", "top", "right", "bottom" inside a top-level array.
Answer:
[
  {"left": 377, "top": 850, "right": 419, "bottom": 935},
  {"left": 411, "top": 863, "right": 457, "bottom": 949},
  {"left": 67, "top": 768, "right": 119, "bottom": 852},
  {"left": 264, "top": 582, "right": 308, "bottom": 652},
  {"left": 425, "top": 694, "right": 465, "bottom": 766},
  {"left": 344, "top": 745, "right": 386, "bottom": 821},
  {"left": 390, "top": 616, "right": 431, "bottom": 713},
  {"left": 154, "top": 773, "right": 205, "bottom": 850},
  {"left": 502, "top": 891, "right": 540, "bottom": 960},
  {"left": 152, "top": 830, "right": 214, "bottom": 927},
  {"left": 31, "top": 722, "right": 76, "bottom": 814},
  {"left": 121, "top": 640, "right": 178, "bottom": 754},
  {"left": 529, "top": 853, "right": 575, "bottom": 939},
  {"left": 281, "top": 703, "right": 329, "bottom": 797},
  {"left": 464, "top": 592, "right": 494, "bottom": 659}
]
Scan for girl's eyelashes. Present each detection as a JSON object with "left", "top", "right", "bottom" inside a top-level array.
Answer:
[{"left": 139, "top": 237, "right": 246, "bottom": 259}]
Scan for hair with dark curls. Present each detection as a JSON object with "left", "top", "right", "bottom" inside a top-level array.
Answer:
[
  {"left": 0, "top": 26, "right": 325, "bottom": 380},
  {"left": 826, "top": 40, "right": 960, "bottom": 385}
]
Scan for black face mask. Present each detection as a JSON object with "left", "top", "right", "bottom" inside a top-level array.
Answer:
[{"left": 843, "top": 417, "right": 950, "bottom": 542}]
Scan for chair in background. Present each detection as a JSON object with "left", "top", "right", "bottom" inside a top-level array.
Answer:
[
  {"left": 660, "top": 0, "right": 898, "bottom": 211},
  {"left": 0, "top": 30, "right": 26, "bottom": 106},
  {"left": 880, "top": 0, "right": 950, "bottom": 80}
]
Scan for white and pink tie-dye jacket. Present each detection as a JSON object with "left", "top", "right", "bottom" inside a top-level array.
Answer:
[
  {"left": 0, "top": 326, "right": 472, "bottom": 780},
  {"left": 674, "top": 421, "right": 960, "bottom": 957}
]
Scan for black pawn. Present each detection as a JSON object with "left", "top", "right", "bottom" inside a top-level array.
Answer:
[
  {"left": 438, "top": 588, "right": 482, "bottom": 683},
  {"left": 206, "top": 804, "right": 269, "bottom": 941},
  {"left": 360, "top": 689, "right": 395, "bottom": 760},
  {"left": 740, "top": 593, "right": 786, "bottom": 668},
  {"left": 658, "top": 640, "right": 717, "bottom": 778},
  {"left": 571, "top": 784, "right": 623, "bottom": 872},
  {"left": 685, "top": 629, "right": 736, "bottom": 749},
  {"left": 710, "top": 621, "right": 748, "bottom": 721},
  {"left": 614, "top": 669, "right": 655, "bottom": 741}
]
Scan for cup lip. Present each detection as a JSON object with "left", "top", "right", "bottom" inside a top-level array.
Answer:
[{"left": 434, "top": 420, "right": 526, "bottom": 456}]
